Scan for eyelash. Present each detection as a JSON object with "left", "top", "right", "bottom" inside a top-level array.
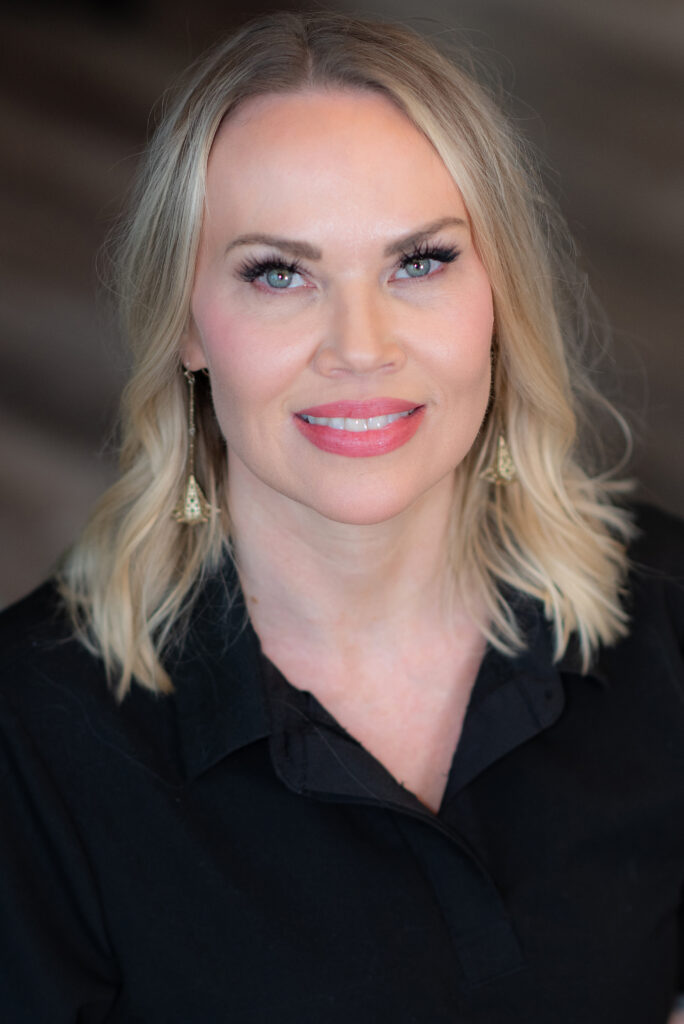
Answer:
[
  {"left": 397, "top": 241, "right": 460, "bottom": 270},
  {"left": 237, "top": 242, "right": 460, "bottom": 287},
  {"left": 238, "top": 252, "right": 303, "bottom": 284}
]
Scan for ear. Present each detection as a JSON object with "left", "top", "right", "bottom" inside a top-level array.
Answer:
[{"left": 180, "top": 314, "right": 207, "bottom": 372}]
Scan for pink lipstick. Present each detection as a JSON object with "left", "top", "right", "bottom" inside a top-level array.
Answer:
[{"left": 294, "top": 399, "right": 425, "bottom": 457}]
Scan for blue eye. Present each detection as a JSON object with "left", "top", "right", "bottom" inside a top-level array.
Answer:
[
  {"left": 395, "top": 244, "right": 459, "bottom": 280},
  {"left": 265, "top": 267, "right": 296, "bottom": 288},
  {"left": 238, "top": 256, "right": 306, "bottom": 290},
  {"left": 399, "top": 257, "right": 434, "bottom": 278}
]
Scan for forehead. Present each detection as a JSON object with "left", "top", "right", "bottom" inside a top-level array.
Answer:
[
  {"left": 202, "top": 89, "right": 467, "bottom": 239},
  {"left": 215, "top": 87, "right": 422, "bottom": 153}
]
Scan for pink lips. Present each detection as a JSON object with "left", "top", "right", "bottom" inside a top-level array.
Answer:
[{"left": 294, "top": 399, "right": 425, "bottom": 457}]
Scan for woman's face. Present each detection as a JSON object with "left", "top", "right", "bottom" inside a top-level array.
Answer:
[{"left": 184, "top": 89, "right": 494, "bottom": 527}]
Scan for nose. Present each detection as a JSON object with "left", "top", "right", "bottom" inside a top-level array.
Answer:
[{"left": 313, "top": 283, "right": 406, "bottom": 377}]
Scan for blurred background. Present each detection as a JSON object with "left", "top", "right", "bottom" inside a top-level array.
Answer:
[{"left": 1, "top": 0, "right": 682, "bottom": 607}]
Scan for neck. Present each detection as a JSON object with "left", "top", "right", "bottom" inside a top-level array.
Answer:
[{"left": 228, "top": 465, "right": 463, "bottom": 655}]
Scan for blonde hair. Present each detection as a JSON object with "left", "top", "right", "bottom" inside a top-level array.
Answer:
[{"left": 59, "top": 10, "right": 634, "bottom": 699}]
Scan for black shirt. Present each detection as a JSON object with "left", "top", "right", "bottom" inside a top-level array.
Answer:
[{"left": 1, "top": 505, "right": 684, "bottom": 1023}]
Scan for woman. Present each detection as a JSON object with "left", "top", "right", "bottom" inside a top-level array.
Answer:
[{"left": 1, "top": 11, "right": 683, "bottom": 1023}]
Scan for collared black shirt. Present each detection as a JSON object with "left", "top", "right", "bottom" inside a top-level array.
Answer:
[{"left": 1, "top": 505, "right": 684, "bottom": 1022}]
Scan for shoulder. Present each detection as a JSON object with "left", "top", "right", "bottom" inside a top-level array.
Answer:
[
  {"left": 0, "top": 586, "right": 122, "bottom": 1012},
  {"left": 0, "top": 580, "right": 109, "bottom": 708},
  {"left": 1, "top": 578, "right": 75, "bottom": 655},
  {"left": 627, "top": 503, "right": 684, "bottom": 637},
  {"left": 0, "top": 581, "right": 188, "bottom": 919},
  {"left": 593, "top": 503, "right": 684, "bottom": 692},
  {"left": 0, "top": 580, "right": 182, "bottom": 786},
  {"left": 0, "top": 582, "right": 120, "bottom": 774},
  {"left": 629, "top": 502, "right": 684, "bottom": 578}
]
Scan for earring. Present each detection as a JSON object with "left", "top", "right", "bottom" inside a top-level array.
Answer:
[
  {"left": 481, "top": 433, "right": 518, "bottom": 485},
  {"left": 172, "top": 368, "right": 214, "bottom": 524}
]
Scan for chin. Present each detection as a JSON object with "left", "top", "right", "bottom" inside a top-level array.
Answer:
[
  {"left": 295, "top": 482, "right": 430, "bottom": 528},
  {"left": 315, "top": 506, "right": 407, "bottom": 528}
]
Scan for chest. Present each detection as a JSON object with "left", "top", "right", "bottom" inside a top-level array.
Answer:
[
  {"left": 315, "top": 676, "right": 474, "bottom": 812},
  {"left": 261, "top": 618, "right": 487, "bottom": 813},
  {"left": 87, "top": 729, "right": 684, "bottom": 1024}
]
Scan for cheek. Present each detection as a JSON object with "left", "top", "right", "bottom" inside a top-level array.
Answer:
[
  {"left": 430, "top": 285, "right": 494, "bottom": 391},
  {"left": 190, "top": 299, "right": 310, "bottom": 452},
  {"left": 193, "top": 302, "right": 281, "bottom": 402}
]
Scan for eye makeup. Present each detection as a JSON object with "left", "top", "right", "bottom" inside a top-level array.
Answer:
[
  {"left": 397, "top": 240, "right": 460, "bottom": 270},
  {"left": 235, "top": 238, "right": 461, "bottom": 288},
  {"left": 237, "top": 252, "right": 303, "bottom": 284}
]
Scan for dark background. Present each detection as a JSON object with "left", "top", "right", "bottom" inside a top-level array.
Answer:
[{"left": 1, "top": 0, "right": 682, "bottom": 607}]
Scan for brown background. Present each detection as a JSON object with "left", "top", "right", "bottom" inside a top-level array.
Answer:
[{"left": 1, "top": 0, "right": 682, "bottom": 608}]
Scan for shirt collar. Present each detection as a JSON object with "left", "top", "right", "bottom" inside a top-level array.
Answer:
[
  {"left": 168, "top": 563, "right": 270, "bottom": 782},
  {"left": 169, "top": 563, "right": 606, "bottom": 784}
]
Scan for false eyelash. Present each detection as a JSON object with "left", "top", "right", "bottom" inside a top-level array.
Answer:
[
  {"left": 237, "top": 241, "right": 460, "bottom": 285},
  {"left": 237, "top": 253, "right": 302, "bottom": 283},
  {"left": 398, "top": 241, "right": 460, "bottom": 268}
]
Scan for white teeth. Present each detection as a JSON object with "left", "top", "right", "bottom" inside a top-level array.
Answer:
[{"left": 301, "top": 410, "right": 412, "bottom": 430}]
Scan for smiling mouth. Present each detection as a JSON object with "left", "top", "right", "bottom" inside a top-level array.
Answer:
[
  {"left": 293, "top": 402, "right": 426, "bottom": 458},
  {"left": 297, "top": 409, "right": 418, "bottom": 431}
]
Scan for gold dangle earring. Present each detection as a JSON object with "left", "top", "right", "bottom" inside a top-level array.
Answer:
[
  {"left": 479, "top": 331, "right": 517, "bottom": 486},
  {"left": 480, "top": 432, "right": 517, "bottom": 485},
  {"left": 173, "top": 368, "right": 214, "bottom": 524}
]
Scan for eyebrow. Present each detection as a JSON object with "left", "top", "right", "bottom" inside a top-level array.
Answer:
[
  {"left": 383, "top": 217, "right": 468, "bottom": 257},
  {"left": 224, "top": 217, "right": 468, "bottom": 261},
  {"left": 225, "top": 234, "right": 321, "bottom": 260}
]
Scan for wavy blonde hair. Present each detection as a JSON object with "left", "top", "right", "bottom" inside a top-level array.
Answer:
[{"left": 59, "top": 10, "right": 634, "bottom": 699}]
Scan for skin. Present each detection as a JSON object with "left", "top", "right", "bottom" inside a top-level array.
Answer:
[{"left": 182, "top": 89, "right": 494, "bottom": 811}]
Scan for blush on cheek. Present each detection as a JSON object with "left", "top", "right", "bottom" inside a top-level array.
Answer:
[{"left": 193, "top": 306, "right": 252, "bottom": 379}]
